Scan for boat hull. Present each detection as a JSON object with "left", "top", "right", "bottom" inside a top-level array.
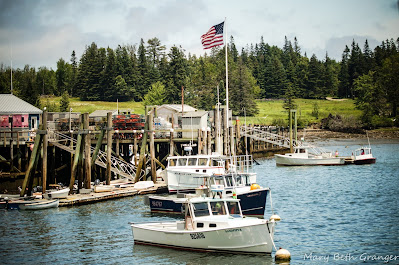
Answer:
[
  {"left": 354, "top": 158, "right": 376, "bottom": 165},
  {"left": 275, "top": 154, "right": 345, "bottom": 166},
  {"left": 149, "top": 188, "right": 269, "bottom": 217},
  {"left": 131, "top": 221, "right": 275, "bottom": 254},
  {"left": 19, "top": 199, "right": 59, "bottom": 210},
  {"left": 43, "top": 188, "right": 69, "bottom": 199}
]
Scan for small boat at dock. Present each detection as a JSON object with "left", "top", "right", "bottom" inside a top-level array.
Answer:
[
  {"left": 345, "top": 146, "right": 376, "bottom": 165},
  {"left": 131, "top": 196, "right": 277, "bottom": 254},
  {"left": 43, "top": 187, "right": 70, "bottom": 199},
  {"left": 275, "top": 146, "right": 345, "bottom": 166},
  {"left": 18, "top": 199, "right": 59, "bottom": 210}
]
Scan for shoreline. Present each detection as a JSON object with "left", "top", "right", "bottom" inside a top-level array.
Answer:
[{"left": 300, "top": 128, "right": 399, "bottom": 141}]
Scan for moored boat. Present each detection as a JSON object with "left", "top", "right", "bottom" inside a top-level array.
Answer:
[
  {"left": 18, "top": 199, "right": 59, "bottom": 210},
  {"left": 43, "top": 187, "right": 70, "bottom": 199},
  {"left": 275, "top": 146, "right": 345, "bottom": 166},
  {"left": 131, "top": 196, "right": 277, "bottom": 254},
  {"left": 347, "top": 146, "right": 376, "bottom": 165},
  {"left": 147, "top": 173, "right": 269, "bottom": 217}
]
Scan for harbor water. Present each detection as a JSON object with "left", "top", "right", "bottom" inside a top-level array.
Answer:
[{"left": 1, "top": 139, "right": 398, "bottom": 264}]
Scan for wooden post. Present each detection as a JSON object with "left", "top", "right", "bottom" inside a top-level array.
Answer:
[
  {"left": 230, "top": 127, "right": 235, "bottom": 156},
  {"left": 106, "top": 112, "right": 113, "bottom": 185},
  {"left": 169, "top": 129, "right": 174, "bottom": 156},
  {"left": 289, "top": 109, "right": 293, "bottom": 153},
  {"left": 17, "top": 132, "right": 21, "bottom": 170},
  {"left": 68, "top": 117, "right": 84, "bottom": 194},
  {"left": 91, "top": 129, "right": 105, "bottom": 165},
  {"left": 135, "top": 118, "right": 148, "bottom": 183},
  {"left": 20, "top": 128, "right": 43, "bottom": 197},
  {"left": 197, "top": 129, "right": 202, "bottom": 154},
  {"left": 149, "top": 110, "right": 156, "bottom": 183},
  {"left": 83, "top": 113, "right": 91, "bottom": 189},
  {"left": 24, "top": 142, "right": 29, "bottom": 171},
  {"left": 133, "top": 132, "right": 138, "bottom": 167},
  {"left": 207, "top": 129, "right": 211, "bottom": 155},
  {"left": 42, "top": 109, "right": 48, "bottom": 192}
]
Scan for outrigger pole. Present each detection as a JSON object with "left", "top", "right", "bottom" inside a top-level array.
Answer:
[{"left": 224, "top": 17, "right": 229, "bottom": 155}]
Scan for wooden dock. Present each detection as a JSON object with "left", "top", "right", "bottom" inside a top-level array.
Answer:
[{"left": 58, "top": 182, "right": 167, "bottom": 207}]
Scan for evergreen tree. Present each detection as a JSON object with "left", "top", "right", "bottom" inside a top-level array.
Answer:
[
  {"left": 59, "top": 91, "right": 70, "bottom": 112},
  {"left": 338, "top": 45, "right": 350, "bottom": 98},
  {"left": 143, "top": 81, "right": 166, "bottom": 106},
  {"left": 165, "top": 46, "right": 187, "bottom": 104},
  {"left": 70, "top": 50, "right": 78, "bottom": 97}
]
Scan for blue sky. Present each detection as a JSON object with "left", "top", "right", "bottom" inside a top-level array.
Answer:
[{"left": 0, "top": 0, "right": 398, "bottom": 69}]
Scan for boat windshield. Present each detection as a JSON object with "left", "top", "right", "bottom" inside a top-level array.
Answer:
[
  {"left": 226, "top": 201, "right": 241, "bottom": 216},
  {"left": 178, "top": 158, "right": 188, "bottom": 166},
  {"left": 210, "top": 201, "right": 227, "bottom": 215},
  {"left": 198, "top": 158, "right": 208, "bottom": 166},
  {"left": 192, "top": 202, "right": 210, "bottom": 217},
  {"left": 224, "top": 175, "right": 234, "bottom": 187},
  {"left": 169, "top": 159, "right": 177, "bottom": 167},
  {"left": 188, "top": 158, "right": 197, "bottom": 166}
]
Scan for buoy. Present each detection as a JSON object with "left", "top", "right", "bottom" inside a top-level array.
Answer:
[
  {"left": 250, "top": 183, "right": 260, "bottom": 190},
  {"left": 270, "top": 214, "right": 281, "bottom": 221},
  {"left": 275, "top": 248, "right": 291, "bottom": 262}
]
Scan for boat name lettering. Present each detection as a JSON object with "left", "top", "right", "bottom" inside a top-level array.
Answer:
[
  {"left": 225, "top": 228, "right": 242, "bottom": 233},
  {"left": 151, "top": 201, "right": 162, "bottom": 207},
  {"left": 190, "top": 233, "right": 205, "bottom": 239}
]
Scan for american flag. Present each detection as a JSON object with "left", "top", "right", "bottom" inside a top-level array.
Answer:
[{"left": 201, "top": 22, "right": 224, "bottom": 49}]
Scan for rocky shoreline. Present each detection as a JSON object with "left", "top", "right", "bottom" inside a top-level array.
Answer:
[{"left": 299, "top": 128, "right": 399, "bottom": 141}]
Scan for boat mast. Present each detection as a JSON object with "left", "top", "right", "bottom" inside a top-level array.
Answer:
[{"left": 224, "top": 17, "right": 229, "bottom": 155}]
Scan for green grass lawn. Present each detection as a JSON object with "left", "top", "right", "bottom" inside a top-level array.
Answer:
[
  {"left": 43, "top": 96, "right": 361, "bottom": 126},
  {"left": 240, "top": 99, "right": 361, "bottom": 126}
]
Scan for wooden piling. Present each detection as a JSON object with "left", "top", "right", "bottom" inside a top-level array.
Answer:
[
  {"left": 135, "top": 115, "right": 149, "bottom": 183},
  {"left": 106, "top": 112, "right": 113, "bottom": 185},
  {"left": 42, "top": 109, "right": 48, "bottom": 192},
  {"left": 68, "top": 117, "right": 83, "bottom": 194},
  {"left": 83, "top": 113, "right": 91, "bottom": 189},
  {"left": 149, "top": 110, "right": 156, "bottom": 182}
]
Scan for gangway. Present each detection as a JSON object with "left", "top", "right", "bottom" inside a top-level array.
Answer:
[
  {"left": 240, "top": 126, "right": 333, "bottom": 156},
  {"left": 48, "top": 130, "right": 141, "bottom": 181}
]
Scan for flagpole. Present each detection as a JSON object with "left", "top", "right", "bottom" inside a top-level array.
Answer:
[{"left": 224, "top": 17, "right": 229, "bottom": 155}]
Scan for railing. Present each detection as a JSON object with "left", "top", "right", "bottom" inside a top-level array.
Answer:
[{"left": 48, "top": 130, "right": 138, "bottom": 181}]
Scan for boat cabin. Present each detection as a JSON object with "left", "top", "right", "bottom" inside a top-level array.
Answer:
[
  {"left": 354, "top": 147, "right": 372, "bottom": 157},
  {"left": 178, "top": 197, "right": 243, "bottom": 230}
]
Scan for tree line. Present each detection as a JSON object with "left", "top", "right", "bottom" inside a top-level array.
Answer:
[{"left": 0, "top": 36, "right": 398, "bottom": 125}]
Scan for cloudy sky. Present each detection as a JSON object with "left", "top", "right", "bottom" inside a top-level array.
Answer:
[{"left": 1, "top": 0, "right": 398, "bottom": 70}]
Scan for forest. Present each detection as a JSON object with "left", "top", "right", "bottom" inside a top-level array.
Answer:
[{"left": 0, "top": 36, "right": 398, "bottom": 127}]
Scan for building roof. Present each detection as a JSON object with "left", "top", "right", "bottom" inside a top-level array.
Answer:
[
  {"left": 89, "top": 109, "right": 118, "bottom": 117},
  {"left": 0, "top": 94, "right": 43, "bottom": 114},
  {"left": 157, "top": 104, "right": 197, "bottom": 113},
  {"left": 182, "top": 110, "right": 208, "bottom": 118}
]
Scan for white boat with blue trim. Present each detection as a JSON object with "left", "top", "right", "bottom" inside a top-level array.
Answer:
[{"left": 131, "top": 195, "right": 278, "bottom": 254}]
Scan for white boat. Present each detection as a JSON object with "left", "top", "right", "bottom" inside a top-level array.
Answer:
[
  {"left": 131, "top": 196, "right": 277, "bottom": 254},
  {"left": 94, "top": 185, "right": 115, "bottom": 193},
  {"left": 275, "top": 146, "right": 345, "bottom": 166},
  {"left": 349, "top": 146, "right": 376, "bottom": 165},
  {"left": 43, "top": 187, "right": 70, "bottom": 199},
  {"left": 148, "top": 173, "right": 269, "bottom": 217},
  {"left": 166, "top": 154, "right": 256, "bottom": 193},
  {"left": 18, "top": 199, "right": 59, "bottom": 210}
]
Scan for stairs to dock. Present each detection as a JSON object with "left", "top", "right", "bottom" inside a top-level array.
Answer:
[{"left": 48, "top": 130, "right": 138, "bottom": 181}]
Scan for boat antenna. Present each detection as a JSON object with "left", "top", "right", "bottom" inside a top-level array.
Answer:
[{"left": 366, "top": 131, "right": 371, "bottom": 149}]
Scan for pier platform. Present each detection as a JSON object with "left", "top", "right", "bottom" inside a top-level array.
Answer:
[{"left": 58, "top": 182, "right": 168, "bottom": 207}]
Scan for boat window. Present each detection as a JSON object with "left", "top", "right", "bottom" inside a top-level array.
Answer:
[
  {"left": 300, "top": 149, "right": 306, "bottom": 153},
  {"left": 209, "top": 223, "right": 217, "bottom": 228},
  {"left": 224, "top": 176, "right": 234, "bottom": 187},
  {"left": 198, "top": 158, "right": 208, "bottom": 166},
  {"left": 169, "top": 159, "right": 177, "bottom": 167},
  {"left": 212, "top": 159, "right": 222, "bottom": 167},
  {"left": 227, "top": 201, "right": 240, "bottom": 216},
  {"left": 188, "top": 158, "right": 197, "bottom": 166},
  {"left": 235, "top": 175, "right": 243, "bottom": 186},
  {"left": 197, "top": 223, "right": 204, "bottom": 228},
  {"left": 178, "top": 158, "right": 188, "bottom": 166},
  {"left": 193, "top": 202, "right": 210, "bottom": 217},
  {"left": 210, "top": 201, "right": 226, "bottom": 215},
  {"left": 243, "top": 175, "right": 250, "bottom": 186}
]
